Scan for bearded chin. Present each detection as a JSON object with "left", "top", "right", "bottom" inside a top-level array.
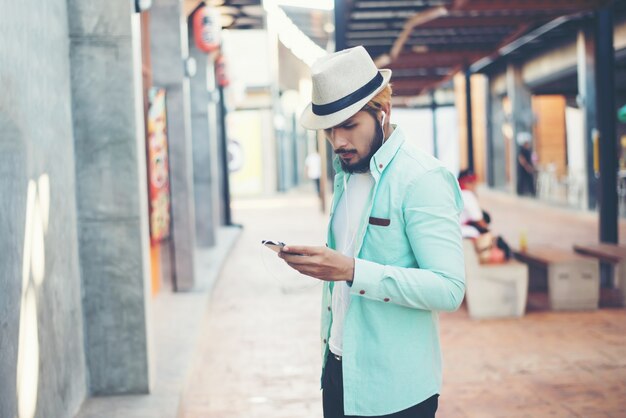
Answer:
[{"left": 341, "top": 120, "right": 384, "bottom": 174}]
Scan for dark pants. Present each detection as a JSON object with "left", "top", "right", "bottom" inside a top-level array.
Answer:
[
  {"left": 322, "top": 351, "right": 439, "bottom": 418},
  {"left": 517, "top": 171, "right": 536, "bottom": 196}
]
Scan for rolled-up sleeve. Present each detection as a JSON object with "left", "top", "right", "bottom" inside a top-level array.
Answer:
[{"left": 349, "top": 167, "right": 466, "bottom": 312}]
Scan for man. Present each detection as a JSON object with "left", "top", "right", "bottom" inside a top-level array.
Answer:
[
  {"left": 516, "top": 132, "right": 536, "bottom": 196},
  {"left": 457, "top": 169, "right": 488, "bottom": 238},
  {"left": 305, "top": 149, "right": 322, "bottom": 195},
  {"left": 457, "top": 169, "right": 510, "bottom": 263},
  {"left": 278, "top": 46, "right": 465, "bottom": 418}
]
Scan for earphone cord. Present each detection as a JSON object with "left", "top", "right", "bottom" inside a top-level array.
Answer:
[
  {"left": 381, "top": 111, "right": 386, "bottom": 146},
  {"left": 259, "top": 248, "right": 322, "bottom": 294}
]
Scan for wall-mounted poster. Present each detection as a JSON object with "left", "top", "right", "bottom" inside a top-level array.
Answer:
[{"left": 147, "top": 87, "right": 172, "bottom": 243}]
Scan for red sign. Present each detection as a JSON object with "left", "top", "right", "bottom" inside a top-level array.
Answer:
[
  {"left": 216, "top": 54, "right": 229, "bottom": 87},
  {"left": 146, "top": 88, "right": 172, "bottom": 243},
  {"left": 193, "top": 6, "right": 221, "bottom": 53}
]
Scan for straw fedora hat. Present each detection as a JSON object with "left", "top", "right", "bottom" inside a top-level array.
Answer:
[{"left": 300, "top": 46, "right": 392, "bottom": 130}]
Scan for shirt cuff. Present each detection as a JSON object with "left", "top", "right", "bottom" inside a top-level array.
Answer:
[{"left": 349, "top": 258, "right": 385, "bottom": 299}]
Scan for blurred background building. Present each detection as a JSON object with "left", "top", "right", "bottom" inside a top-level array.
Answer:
[{"left": 1, "top": 0, "right": 625, "bottom": 417}]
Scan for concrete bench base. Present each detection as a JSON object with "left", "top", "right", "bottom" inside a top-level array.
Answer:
[
  {"left": 464, "top": 240, "right": 529, "bottom": 319},
  {"left": 515, "top": 246, "right": 600, "bottom": 311},
  {"left": 547, "top": 259, "right": 600, "bottom": 311}
]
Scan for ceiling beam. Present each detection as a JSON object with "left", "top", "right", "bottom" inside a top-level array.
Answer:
[
  {"left": 418, "top": 15, "right": 544, "bottom": 28},
  {"left": 388, "top": 50, "right": 487, "bottom": 69},
  {"left": 392, "top": 62, "right": 462, "bottom": 95},
  {"left": 390, "top": 6, "right": 449, "bottom": 60},
  {"left": 351, "top": 10, "right": 423, "bottom": 20},
  {"left": 348, "top": 35, "right": 506, "bottom": 44},
  {"left": 391, "top": 76, "right": 448, "bottom": 91},
  {"left": 452, "top": 0, "right": 604, "bottom": 12},
  {"left": 353, "top": 0, "right": 453, "bottom": 9},
  {"left": 348, "top": 26, "right": 515, "bottom": 37},
  {"left": 496, "top": 22, "right": 533, "bottom": 50}
]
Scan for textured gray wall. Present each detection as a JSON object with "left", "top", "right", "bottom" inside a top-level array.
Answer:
[
  {"left": 0, "top": 1, "right": 87, "bottom": 417},
  {"left": 150, "top": 0, "right": 198, "bottom": 290},
  {"left": 189, "top": 40, "right": 217, "bottom": 248},
  {"left": 67, "top": 0, "right": 153, "bottom": 395}
]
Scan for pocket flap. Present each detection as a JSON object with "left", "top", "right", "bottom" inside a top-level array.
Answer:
[{"left": 368, "top": 216, "right": 391, "bottom": 227}]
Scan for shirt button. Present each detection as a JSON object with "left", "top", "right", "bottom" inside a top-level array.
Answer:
[
  {"left": 384, "top": 298, "right": 390, "bottom": 302},
  {"left": 327, "top": 306, "right": 331, "bottom": 311},
  {"left": 323, "top": 339, "right": 327, "bottom": 344},
  {"left": 379, "top": 163, "right": 383, "bottom": 169},
  {"left": 359, "top": 290, "right": 365, "bottom": 295}
]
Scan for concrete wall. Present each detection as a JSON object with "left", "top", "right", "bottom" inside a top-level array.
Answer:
[
  {"left": 0, "top": 1, "right": 88, "bottom": 417},
  {"left": 1, "top": 0, "right": 155, "bottom": 415},
  {"left": 67, "top": 0, "right": 153, "bottom": 395}
]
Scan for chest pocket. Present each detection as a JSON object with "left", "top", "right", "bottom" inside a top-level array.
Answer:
[{"left": 359, "top": 186, "right": 410, "bottom": 266}]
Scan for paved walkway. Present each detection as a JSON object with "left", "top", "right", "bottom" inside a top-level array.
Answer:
[
  {"left": 77, "top": 228, "right": 241, "bottom": 418},
  {"left": 178, "top": 193, "right": 326, "bottom": 418},
  {"left": 178, "top": 190, "right": 626, "bottom": 418}
]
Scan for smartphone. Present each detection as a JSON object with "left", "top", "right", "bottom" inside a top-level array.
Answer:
[{"left": 262, "top": 239, "right": 286, "bottom": 253}]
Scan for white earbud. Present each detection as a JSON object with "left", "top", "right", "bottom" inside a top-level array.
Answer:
[{"left": 380, "top": 111, "right": 387, "bottom": 143}]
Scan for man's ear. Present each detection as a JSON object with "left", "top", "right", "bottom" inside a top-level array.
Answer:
[{"left": 381, "top": 103, "right": 391, "bottom": 122}]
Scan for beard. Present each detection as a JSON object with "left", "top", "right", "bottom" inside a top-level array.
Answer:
[{"left": 337, "top": 119, "right": 384, "bottom": 174}]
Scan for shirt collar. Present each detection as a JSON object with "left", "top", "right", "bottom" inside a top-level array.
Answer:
[{"left": 332, "top": 124, "right": 405, "bottom": 176}]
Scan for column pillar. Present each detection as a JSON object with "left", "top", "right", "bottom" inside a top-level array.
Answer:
[
  {"left": 465, "top": 69, "right": 475, "bottom": 172},
  {"left": 68, "top": 0, "right": 152, "bottom": 394},
  {"left": 506, "top": 63, "right": 533, "bottom": 195},
  {"left": 150, "top": 0, "right": 197, "bottom": 290},
  {"left": 188, "top": 23, "right": 217, "bottom": 247},
  {"left": 430, "top": 90, "right": 439, "bottom": 159},
  {"left": 594, "top": 5, "right": 618, "bottom": 287},
  {"left": 485, "top": 75, "right": 495, "bottom": 187},
  {"left": 577, "top": 27, "right": 599, "bottom": 210}
]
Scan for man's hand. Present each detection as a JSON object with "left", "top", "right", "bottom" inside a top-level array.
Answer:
[{"left": 278, "top": 245, "right": 354, "bottom": 282}]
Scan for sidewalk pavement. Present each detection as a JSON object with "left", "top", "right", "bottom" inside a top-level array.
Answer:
[
  {"left": 76, "top": 227, "right": 241, "bottom": 418},
  {"left": 178, "top": 192, "right": 326, "bottom": 418},
  {"left": 179, "top": 189, "right": 626, "bottom": 418}
]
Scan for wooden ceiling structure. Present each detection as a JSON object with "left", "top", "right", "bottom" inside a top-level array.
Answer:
[{"left": 334, "top": 0, "right": 612, "bottom": 98}]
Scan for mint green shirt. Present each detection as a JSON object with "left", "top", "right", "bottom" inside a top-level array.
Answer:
[{"left": 320, "top": 125, "right": 465, "bottom": 416}]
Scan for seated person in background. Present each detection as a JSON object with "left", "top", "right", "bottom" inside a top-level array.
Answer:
[
  {"left": 458, "top": 170, "right": 511, "bottom": 263},
  {"left": 458, "top": 169, "right": 488, "bottom": 238}
]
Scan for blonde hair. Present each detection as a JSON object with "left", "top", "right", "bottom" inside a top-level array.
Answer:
[{"left": 364, "top": 83, "right": 392, "bottom": 112}]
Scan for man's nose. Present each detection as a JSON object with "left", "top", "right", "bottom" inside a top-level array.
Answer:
[{"left": 330, "top": 130, "right": 349, "bottom": 150}]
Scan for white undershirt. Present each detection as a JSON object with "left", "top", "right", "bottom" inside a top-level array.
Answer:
[
  {"left": 329, "top": 172, "right": 374, "bottom": 356},
  {"left": 459, "top": 189, "right": 483, "bottom": 238}
]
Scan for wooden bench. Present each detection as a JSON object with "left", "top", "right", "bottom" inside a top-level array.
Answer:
[
  {"left": 513, "top": 247, "right": 599, "bottom": 311},
  {"left": 573, "top": 243, "right": 626, "bottom": 306}
]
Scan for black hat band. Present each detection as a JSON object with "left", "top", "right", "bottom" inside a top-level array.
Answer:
[{"left": 311, "top": 72, "right": 384, "bottom": 116}]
